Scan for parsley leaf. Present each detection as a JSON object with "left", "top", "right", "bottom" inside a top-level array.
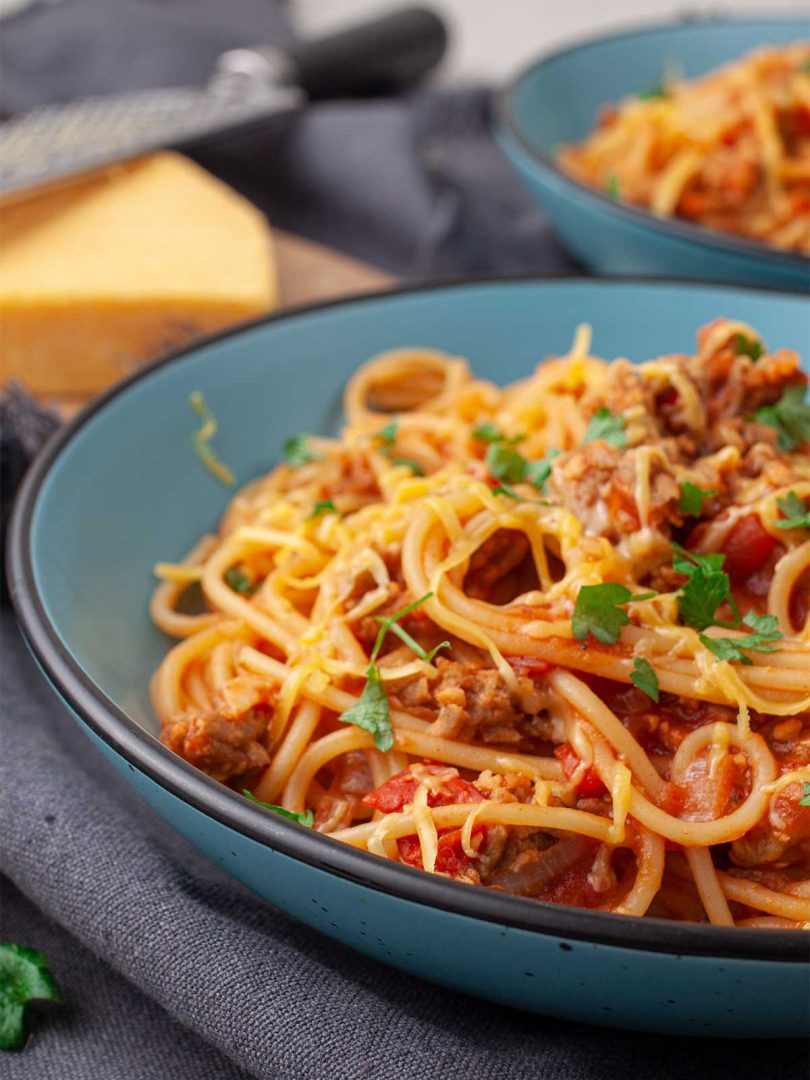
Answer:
[
  {"left": 734, "top": 333, "right": 763, "bottom": 361},
  {"left": 472, "top": 423, "right": 524, "bottom": 445},
  {"left": 389, "top": 457, "right": 424, "bottom": 476},
  {"left": 524, "top": 448, "right": 561, "bottom": 493},
  {"left": 492, "top": 484, "right": 522, "bottom": 500},
  {"left": 630, "top": 657, "right": 660, "bottom": 702},
  {"left": 606, "top": 174, "right": 620, "bottom": 199},
  {"left": 572, "top": 583, "right": 655, "bottom": 645},
  {"left": 284, "top": 433, "right": 321, "bottom": 467},
  {"left": 639, "top": 81, "right": 668, "bottom": 100},
  {"left": 310, "top": 499, "right": 337, "bottom": 519},
  {"left": 678, "top": 481, "right": 718, "bottom": 516},
  {"left": 373, "top": 592, "right": 450, "bottom": 665},
  {"left": 699, "top": 612, "right": 783, "bottom": 665},
  {"left": 0, "top": 943, "right": 60, "bottom": 1051},
  {"left": 752, "top": 384, "right": 810, "bottom": 451},
  {"left": 800, "top": 781, "right": 810, "bottom": 808},
  {"left": 339, "top": 665, "right": 393, "bottom": 752},
  {"left": 189, "top": 391, "right": 235, "bottom": 486},
  {"left": 485, "top": 442, "right": 529, "bottom": 485},
  {"left": 583, "top": 407, "right": 626, "bottom": 447},
  {"left": 776, "top": 491, "right": 810, "bottom": 530},
  {"left": 242, "top": 790, "right": 314, "bottom": 826},
  {"left": 672, "top": 543, "right": 732, "bottom": 631},
  {"left": 376, "top": 421, "right": 398, "bottom": 445},
  {"left": 223, "top": 566, "right": 257, "bottom": 595},
  {"left": 800, "top": 60, "right": 810, "bottom": 76}
]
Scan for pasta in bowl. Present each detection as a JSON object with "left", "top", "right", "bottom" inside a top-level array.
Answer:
[
  {"left": 557, "top": 43, "right": 810, "bottom": 255},
  {"left": 151, "top": 317, "right": 810, "bottom": 929}
]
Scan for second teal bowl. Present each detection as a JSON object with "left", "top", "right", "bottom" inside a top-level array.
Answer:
[{"left": 496, "top": 17, "right": 810, "bottom": 292}]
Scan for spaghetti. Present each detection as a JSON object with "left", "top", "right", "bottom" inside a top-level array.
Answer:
[
  {"left": 557, "top": 43, "right": 810, "bottom": 254},
  {"left": 151, "top": 318, "right": 810, "bottom": 926}
]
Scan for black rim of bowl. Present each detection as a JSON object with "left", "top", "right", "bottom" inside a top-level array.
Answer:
[
  {"left": 8, "top": 275, "right": 808, "bottom": 964},
  {"left": 495, "top": 15, "right": 810, "bottom": 272}
]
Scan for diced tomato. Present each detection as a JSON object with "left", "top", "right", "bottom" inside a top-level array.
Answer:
[
  {"left": 398, "top": 826, "right": 485, "bottom": 875},
  {"left": 507, "top": 656, "right": 551, "bottom": 678},
  {"left": 362, "top": 762, "right": 484, "bottom": 813},
  {"left": 554, "top": 743, "right": 607, "bottom": 798},
  {"left": 657, "top": 386, "right": 679, "bottom": 406},
  {"left": 721, "top": 514, "right": 777, "bottom": 582},
  {"left": 364, "top": 763, "right": 488, "bottom": 879}
]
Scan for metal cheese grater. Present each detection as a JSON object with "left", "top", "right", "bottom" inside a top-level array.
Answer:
[{"left": 0, "top": 7, "right": 447, "bottom": 201}]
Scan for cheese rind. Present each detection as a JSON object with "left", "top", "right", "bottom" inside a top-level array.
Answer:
[{"left": 0, "top": 152, "right": 277, "bottom": 394}]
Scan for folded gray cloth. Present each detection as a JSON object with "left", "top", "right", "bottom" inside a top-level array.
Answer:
[{"left": 0, "top": 3, "right": 804, "bottom": 1078}]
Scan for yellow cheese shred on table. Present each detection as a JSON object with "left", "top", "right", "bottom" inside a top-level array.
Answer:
[{"left": 0, "top": 152, "right": 277, "bottom": 396}]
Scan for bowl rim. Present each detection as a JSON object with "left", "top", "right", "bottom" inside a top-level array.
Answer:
[
  {"left": 8, "top": 274, "right": 808, "bottom": 964},
  {"left": 495, "top": 14, "right": 810, "bottom": 271}
]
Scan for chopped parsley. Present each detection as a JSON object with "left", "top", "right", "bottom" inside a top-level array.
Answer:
[
  {"left": 485, "top": 443, "right": 529, "bottom": 485},
  {"left": 283, "top": 433, "right": 321, "bottom": 467},
  {"left": 572, "top": 583, "right": 655, "bottom": 645},
  {"left": 775, "top": 491, "right": 810, "bottom": 530},
  {"left": 189, "top": 391, "right": 235, "bottom": 486},
  {"left": 800, "top": 781, "right": 810, "bottom": 808},
  {"left": 733, "top": 333, "right": 763, "bottom": 361},
  {"left": 583, "top": 407, "right": 626, "bottom": 447},
  {"left": 752, "top": 384, "right": 810, "bottom": 451},
  {"left": 605, "top": 174, "right": 620, "bottom": 199},
  {"left": 340, "top": 593, "right": 445, "bottom": 751},
  {"left": 0, "top": 943, "right": 60, "bottom": 1051},
  {"left": 678, "top": 481, "right": 718, "bottom": 516},
  {"left": 491, "top": 484, "right": 522, "bottom": 500},
  {"left": 524, "top": 448, "right": 561, "bottom": 493},
  {"left": 389, "top": 457, "right": 424, "bottom": 476},
  {"left": 472, "top": 423, "right": 524, "bottom": 445},
  {"left": 699, "top": 612, "right": 783, "bottom": 666},
  {"left": 672, "top": 543, "right": 734, "bottom": 632},
  {"left": 800, "top": 60, "right": 810, "bottom": 75},
  {"left": 223, "top": 566, "right": 257, "bottom": 595},
  {"left": 638, "top": 81, "right": 668, "bottom": 100},
  {"left": 310, "top": 499, "right": 337, "bottom": 519},
  {"left": 376, "top": 420, "right": 398, "bottom": 445},
  {"left": 243, "top": 790, "right": 314, "bottom": 827},
  {"left": 630, "top": 656, "right": 660, "bottom": 702}
]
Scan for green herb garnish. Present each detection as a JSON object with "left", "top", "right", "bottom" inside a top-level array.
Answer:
[
  {"left": 800, "top": 781, "right": 810, "bottom": 807},
  {"left": 243, "top": 790, "right": 314, "bottom": 827},
  {"left": 752, "top": 384, "right": 810, "bottom": 451},
  {"left": 672, "top": 542, "right": 734, "bottom": 631},
  {"left": 376, "top": 421, "right": 398, "bottom": 446},
  {"left": 472, "top": 423, "right": 524, "bottom": 445},
  {"left": 491, "top": 484, "right": 522, "bottom": 500},
  {"left": 0, "top": 944, "right": 60, "bottom": 1051},
  {"left": 190, "top": 391, "right": 235, "bottom": 486},
  {"left": 389, "top": 457, "right": 424, "bottom": 476},
  {"left": 340, "top": 593, "right": 442, "bottom": 751},
  {"left": 524, "top": 448, "right": 561, "bottom": 493},
  {"left": 639, "top": 81, "right": 668, "bottom": 100},
  {"left": 310, "top": 499, "right": 338, "bottom": 519},
  {"left": 485, "top": 443, "right": 529, "bottom": 485},
  {"left": 572, "top": 583, "right": 655, "bottom": 645},
  {"left": 734, "top": 333, "right": 763, "bottom": 361},
  {"left": 699, "top": 612, "right": 783, "bottom": 666},
  {"left": 776, "top": 491, "right": 810, "bottom": 530},
  {"left": 630, "top": 656, "right": 660, "bottom": 702},
  {"left": 678, "top": 481, "right": 718, "bottom": 516},
  {"left": 223, "top": 566, "right": 257, "bottom": 595},
  {"left": 583, "top": 407, "right": 626, "bottom": 447},
  {"left": 283, "top": 433, "right": 321, "bottom": 467},
  {"left": 606, "top": 174, "right": 620, "bottom": 199}
]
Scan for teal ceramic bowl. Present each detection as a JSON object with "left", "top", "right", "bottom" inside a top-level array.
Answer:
[
  {"left": 8, "top": 278, "right": 810, "bottom": 1037},
  {"left": 496, "top": 18, "right": 810, "bottom": 292}
]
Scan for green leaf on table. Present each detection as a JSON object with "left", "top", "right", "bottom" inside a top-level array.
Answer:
[{"left": 0, "top": 943, "right": 60, "bottom": 1052}]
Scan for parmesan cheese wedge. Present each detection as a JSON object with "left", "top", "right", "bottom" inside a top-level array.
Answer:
[{"left": 0, "top": 152, "right": 277, "bottom": 395}]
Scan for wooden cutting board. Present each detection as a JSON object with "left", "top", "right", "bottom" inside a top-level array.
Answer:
[{"left": 38, "top": 230, "right": 395, "bottom": 416}]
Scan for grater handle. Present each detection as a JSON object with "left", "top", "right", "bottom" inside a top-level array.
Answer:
[{"left": 287, "top": 6, "right": 448, "bottom": 101}]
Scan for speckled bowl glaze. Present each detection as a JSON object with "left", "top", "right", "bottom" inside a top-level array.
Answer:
[
  {"left": 9, "top": 278, "right": 809, "bottom": 1037},
  {"left": 496, "top": 18, "right": 810, "bottom": 292}
]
